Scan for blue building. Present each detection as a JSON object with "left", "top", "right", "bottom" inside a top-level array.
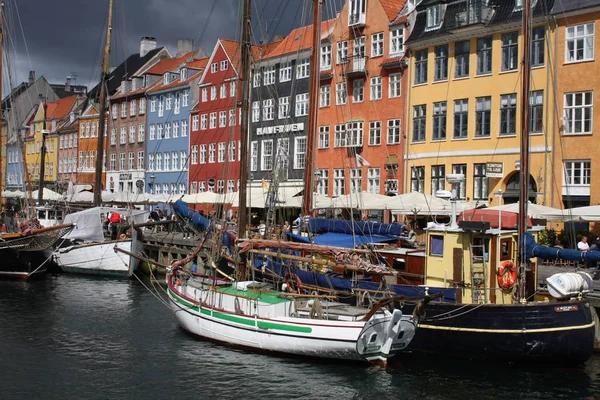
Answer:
[{"left": 145, "top": 52, "right": 207, "bottom": 196}]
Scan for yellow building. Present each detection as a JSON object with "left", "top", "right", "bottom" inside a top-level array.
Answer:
[
  {"left": 24, "top": 95, "right": 81, "bottom": 189},
  {"left": 405, "top": 0, "right": 555, "bottom": 207}
]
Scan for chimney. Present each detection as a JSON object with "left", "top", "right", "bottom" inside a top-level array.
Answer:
[
  {"left": 140, "top": 36, "right": 157, "bottom": 57},
  {"left": 28, "top": 71, "right": 35, "bottom": 85},
  {"left": 65, "top": 76, "right": 72, "bottom": 92},
  {"left": 176, "top": 39, "right": 194, "bottom": 57}
]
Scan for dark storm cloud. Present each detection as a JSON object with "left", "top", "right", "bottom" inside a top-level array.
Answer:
[{"left": 5, "top": 0, "right": 340, "bottom": 92}]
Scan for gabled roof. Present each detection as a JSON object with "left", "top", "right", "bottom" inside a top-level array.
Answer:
[
  {"left": 81, "top": 102, "right": 100, "bottom": 118},
  {"left": 110, "top": 79, "right": 163, "bottom": 100},
  {"left": 379, "top": 0, "right": 406, "bottom": 22},
  {"left": 46, "top": 95, "right": 79, "bottom": 120},
  {"left": 551, "top": 0, "right": 600, "bottom": 14},
  {"left": 407, "top": 0, "right": 554, "bottom": 45},
  {"left": 89, "top": 47, "right": 165, "bottom": 99},
  {"left": 147, "top": 56, "right": 209, "bottom": 93},
  {"left": 264, "top": 19, "right": 337, "bottom": 59},
  {"left": 145, "top": 50, "right": 197, "bottom": 75}
]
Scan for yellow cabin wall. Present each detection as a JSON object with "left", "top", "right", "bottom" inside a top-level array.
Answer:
[{"left": 406, "top": 23, "right": 555, "bottom": 206}]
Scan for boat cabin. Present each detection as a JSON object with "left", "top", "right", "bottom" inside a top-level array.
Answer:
[
  {"left": 424, "top": 210, "right": 540, "bottom": 305},
  {"left": 36, "top": 205, "right": 64, "bottom": 228}
]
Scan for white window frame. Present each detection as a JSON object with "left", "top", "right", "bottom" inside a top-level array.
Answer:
[
  {"left": 566, "top": 23, "right": 595, "bottom": 63},
  {"left": 371, "top": 32, "right": 384, "bottom": 57}
]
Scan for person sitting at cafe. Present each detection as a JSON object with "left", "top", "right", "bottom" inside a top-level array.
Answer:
[{"left": 578, "top": 235, "right": 590, "bottom": 251}]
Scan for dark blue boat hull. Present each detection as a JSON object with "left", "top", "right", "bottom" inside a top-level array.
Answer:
[{"left": 404, "top": 300, "right": 594, "bottom": 364}]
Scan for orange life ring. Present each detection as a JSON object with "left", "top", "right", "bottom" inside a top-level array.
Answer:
[
  {"left": 119, "top": 233, "right": 128, "bottom": 240},
  {"left": 497, "top": 261, "right": 517, "bottom": 290},
  {"left": 284, "top": 272, "right": 303, "bottom": 294}
]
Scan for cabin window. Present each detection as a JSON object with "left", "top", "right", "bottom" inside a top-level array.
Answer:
[
  {"left": 430, "top": 235, "right": 444, "bottom": 256},
  {"left": 500, "top": 238, "right": 512, "bottom": 261}
]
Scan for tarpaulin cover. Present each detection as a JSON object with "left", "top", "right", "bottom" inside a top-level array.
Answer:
[
  {"left": 308, "top": 218, "right": 406, "bottom": 236},
  {"left": 286, "top": 231, "right": 399, "bottom": 248},
  {"left": 173, "top": 200, "right": 209, "bottom": 231},
  {"left": 459, "top": 209, "right": 532, "bottom": 229},
  {"left": 525, "top": 232, "right": 600, "bottom": 262},
  {"left": 257, "top": 256, "right": 456, "bottom": 302}
]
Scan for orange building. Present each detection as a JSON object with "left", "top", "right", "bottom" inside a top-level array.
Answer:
[
  {"left": 316, "top": 0, "right": 412, "bottom": 209},
  {"left": 74, "top": 102, "right": 105, "bottom": 187}
]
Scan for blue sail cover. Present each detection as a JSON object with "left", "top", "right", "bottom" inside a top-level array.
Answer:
[
  {"left": 308, "top": 218, "right": 406, "bottom": 236},
  {"left": 525, "top": 232, "right": 600, "bottom": 262},
  {"left": 173, "top": 200, "right": 210, "bottom": 231},
  {"left": 256, "top": 256, "right": 456, "bottom": 302},
  {"left": 286, "top": 231, "right": 399, "bottom": 248}
]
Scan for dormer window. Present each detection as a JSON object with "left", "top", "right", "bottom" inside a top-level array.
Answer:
[
  {"left": 426, "top": 4, "right": 442, "bottom": 29},
  {"left": 180, "top": 68, "right": 187, "bottom": 81},
  {"left": 164, "top": 73, "right": 170, "bottom": 85},
  {"left": 348, "top": 0, "right": 366, "bottom": 26}
]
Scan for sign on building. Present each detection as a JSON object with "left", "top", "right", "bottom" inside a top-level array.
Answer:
[{"left": 485, "top": 162, "right": 503, "bottom": 178}]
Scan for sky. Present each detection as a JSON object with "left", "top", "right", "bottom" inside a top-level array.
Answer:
[{"left": 3, "top": 0, "right": 343, "bottom": 94}]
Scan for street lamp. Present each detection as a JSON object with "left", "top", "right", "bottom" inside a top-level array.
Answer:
[{"left": 495, "top": 189, "right": 504, "bottom": 273}]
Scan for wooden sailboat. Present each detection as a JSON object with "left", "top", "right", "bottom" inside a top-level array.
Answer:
[
  {"left": 52, "top": 0, "right": 146, "bottom": 278},
  {"left": 166, "top": 0, "right": 421, "bottom": 368},
  {"left": 0, "top": 4, "right": 74, "bottom": 279}
]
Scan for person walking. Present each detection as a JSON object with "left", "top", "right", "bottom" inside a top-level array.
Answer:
[{"left": 109, "top": 211, "right": 122, "bottom": 240}]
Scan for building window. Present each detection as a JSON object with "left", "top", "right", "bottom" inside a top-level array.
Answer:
[
  {"left": 229, "top": 82, "right": 236, "bottom": 98},
  {"left": 434, "top": 45, "right": 448, "bottom": 81},
  {"left": 263, "top": 99, "right": 274, "bottom": 121},
  {"left": 220, "top": 60, "right": 228, "bottom": 71},
  {"left": 387, "top": 119, "right": 401, "bottom": 144},
  {"left": 320, "top": 85, "right": 330, "bottom": 108},
  {"left": 164, "top": 123, "right": 171, "bottom": 139},
  {"left": 431, "top": 165, "right": 445, "bottom": 194},
  {"left": 128, "top": 152, "right": 135, "bottom": 170},
  {"left": 415, "top": 49, "right": 428, "bottom": 84},
  {"left": 455, "top": 40, "right": 470, "bottom": 78},
  {"left": 371, "top": 32, "right": 383, "bottom": 57},
  {"left": 112, "top": 104, "right": 118, "bottom": 119},
  {"left": 352, "top": 79, "right": 364, "bottom": 103},
  {"left": 532, "top": 26, "right": 545, "bottom": 67},
  {"left": 501, "top": 32, "right": 518, "bottom": 71},
  {"left": 261, "top": 140, "right": 273, "bottom": 170},
  {"left": 182, "top": 120, "right": 188, "bottom": 137},
  {"left": 432, "top": 101, "right": 447, "bottom": 141},
  {"left": 163, "top": 152, "right": 170, "bottom": 170},
  {"left": 148, "top": 125, "right": 155, "bottom": 141},
  {"left": 157, "top": 124, "right": 163, "bottom": 139},
  {"left": 217, "top": 180, "right": 224, "bottom": 194},
  {"left": 317, "top": 169, "right": 329, "bottom": 195},
  {"left": 121, "top": 102, "right": 127, "bottom": 118},
  {"left": 563, "top": 160, "right": 591, "bottom": 188},
  {"left": 138, "top": 124, "right": 145, "bottom": 142},
  {"left": 295, "top": 93, "right": 308, "bottom": 117},
  {"left": 388, "top": 73, "right": 401, "bottom": 98},
  {"left": 564, "top": 91, "right": 593, "bottom": 134},
  {"left": 350, "top": 168, "right": 362, "bottom": 193},
  {"left": 120, "top": 127, "right": 126, "bottom": 144},
  {"left": 166, "top": 95, "right": 172, "bottom": 110},
  {"left": 367, "top": 168, "right": 380, "bottom": 193},
  {"left": 199, "top": 144, "right": 206, "bottom": 164},
  {"left": 228, "top": 141, "right": 236, "bottom": 162},
  {"left": 348, "top": 122, "right": 364, "bottom": 146},
  {"left": 354, "top": 36, "right": 366, "bottom": 67},
  {"left": 294, "top": 136, "right": 307, "bottom": 170},
  {"left": 453, "top": 99, "right": 468, "bottom": 139},
  {"left": 334, "top": 169, "right": 345, "bottom": 196},
  {"left": 190, "top": 182, "right": 198, "bottom": 194},
  {"left": 181, "top": 93, "right": 187, "bottom": 107},
  {"left": 275, "top": 96, "right": 289, "bottom": 119},
  {"left": 337, "top": 41, "right": 348, "bottom": 64},
  {"left": 130, "top": 99, "right": 137, "bottom": 116},
  {"left": 477, "top": 36, "right": 492, "bottom": 75},
  {"left": 500, "top": 94, "right": 517, "bottom": 136},
  {"left": 530, "top": 90, "right": 544, "bottom": 133},
  {"left": 370, "top": 76, "right": 382, "bottom": 100},
  {"left": 110, "top": 154, "right": 116, "bottom": 171},
  {"left": 321, "top": 43, "right": 332, "bottom": 70},
  {"left": 319, "top": 126, "right": 330, "bottom": 149},
  {"left": 411, "top": 166, "right": 425, "bottom": 193},
  {"left": 473, "top": 163, "right": 488, "bottom": 200},
  {"left": 296, "top": 58, "right": 310, "bottom": 79},
  {"left": 250, "top": 141, "right": 258, "bottom": 171},
  {"left": 201, "top": 88, "right": 208, "bottom": 102},
  {"left": 369, "top": 121, "right": 381, "bottom": 146},
  {"left": 220, "top": 83, "right": 227, "bottom": 99},
  {"left": 279, "top": 62, "right": 292, "bottom": 82},
  {"left": 137, "top": 151, "right": 144, "bottom": 170},
  {"left": 430, "top": 235, "right": 444, "bottom": 256},
  {"left": 200, "top": 114, "right": 207, "bottom": 130},
  {"left": 229, "top": 109, "right": 236, "bottom": 126},
  {"left": 390, "top": 27, "right": 404, "bottom": 56},
  {"left": 208, "top": 143, "right": 215, "bottom": 163},
  {"left": 566, "top": 23, "right": 595, "bottom": 63},
  {"left": 158, "top": 96, "right": 164, "bottom": 117},
  {"left": 129, "top": 125, "right": 136, "bottom": 143},
  {"left": 211, "top": 63, "right": 218, "bottom": 73},
  {"left": 412, "top": 105, "right": 426, "bottom": 142},
  {"left": 191, "top": 145, "right": 198, "bottom": 164},
  {"left": 334, "top": 124, "right": 346, "bottom": 147},
  {"left": 426, "top": 4, "right": 442, "bottom": 29},
  {"left": 210, "top": 86, "right": 217, "bottom": 101},
  {"left": 263, "top": 66, "right": 276, "bottom": 85},
  {"left": 172, "top": 151, "right": 179, "bottom": 170},
  {"left": 218, "top": 142, "right": 225, "bottom": 163},
  {"left": 336, "top": 82, "right": 347, "bottom": 105},
  {"left": 219, "top": 111, "right": 226, "bottom": 128},
  {"left": 208, "top": 112, "right": 216, "bottom": 129},
  {"left": 252, "top": 101, "right": 260, "bottom": 122},
  {"left": 475, "top": 96, "right": 491, "bottom": 137},
  {"left": 452, "top": 164, "right": 466, "bottom": 199}
]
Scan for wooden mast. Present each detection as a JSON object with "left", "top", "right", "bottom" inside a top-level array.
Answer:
[
  {"left": 37, "top": 99, "right": 47, "bottom": 204},
  {"left": 238, "top": 0, "right": 251, "bottom": 238},
  {"left": 518, "top": 0, "right": 532, "bottom": 302},
  {"left": 0, "top": 4, "right": 3, "bottom": 198},
  {"left": 93, "top": 0, "right": 114, "bottom": 207},
  {"left": 302, "top": 0, "right": 322, "bottom": 216}
]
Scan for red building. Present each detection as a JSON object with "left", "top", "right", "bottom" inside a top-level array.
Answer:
[
  {"left": 316, "top": 0, "right": 411, "bottom": 206},
  {"left": 189, "top": 39, "right": 245, "bottom": 196}
]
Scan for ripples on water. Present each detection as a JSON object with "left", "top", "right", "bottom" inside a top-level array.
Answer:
[{"left": 1, "top": 275, "right": 599, "bottom": 400}]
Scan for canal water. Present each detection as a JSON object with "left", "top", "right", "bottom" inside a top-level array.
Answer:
[{"left": 1, "top": 275, "right": 599, "bottom": 400}]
